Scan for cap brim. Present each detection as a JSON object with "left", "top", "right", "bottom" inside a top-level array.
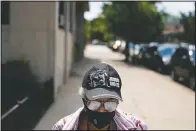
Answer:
[{"left": 85, "top": 88, "right": 123, "bottom": 101}]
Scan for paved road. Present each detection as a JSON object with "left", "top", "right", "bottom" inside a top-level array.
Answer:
[
  {"left": 85, "top": 45, "right": 195, "bottom": 130},
  {"left": 35, "top": 44, "right": 195, "bottom": 130}
]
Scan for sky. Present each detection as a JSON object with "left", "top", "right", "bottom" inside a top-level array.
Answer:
[{"left": 84, "top": 2, "right": 195, "bottom": 21}]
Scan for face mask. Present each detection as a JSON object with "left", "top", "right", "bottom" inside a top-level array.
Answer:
[
  {"left": 87, "top": 109, "right": 115, "bottom": 129},
  {"left": 82, "top": 98, "right": 115, "bottom": 129}
]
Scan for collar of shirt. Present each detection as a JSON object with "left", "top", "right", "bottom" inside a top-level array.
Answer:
[{"left": 57, "top": 107, "right": 144, "bottom": 130}]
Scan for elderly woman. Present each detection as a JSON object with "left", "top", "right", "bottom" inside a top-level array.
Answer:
[{"left": 52, "top": 63, "right": 148, "bottom": 130}]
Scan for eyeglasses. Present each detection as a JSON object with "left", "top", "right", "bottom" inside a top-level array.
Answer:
[{"left": 84, "top": 97, "right": 119, "bottom": 112}]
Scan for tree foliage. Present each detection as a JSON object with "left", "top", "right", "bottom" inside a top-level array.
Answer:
[
  {"left": 84, "top": 15, "right": 114, "bottom": 42},
  {"left": 84, "top": 2, "right": 168, "bottom": 43},
  {"left": 179, "top": 11, "right": 195, "bottom": 44},
  {"left": 102, "top": 2, "right": 165, "bottom": 43},
  {"left": 84, "top": 19, "right": 91, "bottom": 41}
]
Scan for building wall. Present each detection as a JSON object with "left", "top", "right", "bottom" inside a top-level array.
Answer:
[
  {"left": 54, "top": 28, "right": 65, "bottom": 98},
  {"left": 54, "top": 2, "right": 65, "bottom": 99},
  {"left": 4, "top": 2, "right": 56, "bottom": 82},
  {"left": 54, "top": 2, "right": 76, "bottom": 98},
  {"left": 1, "top": 1, "right": 86, "bottom": 100},
  {"left": 64, "top": 32, "right": 74, "bottom": 81},
  {"left": 63, "top": 2, "right": 76, "bottom": 82},
  {"left": 1, "top": 25, "right": 10, "bottom": 63}
]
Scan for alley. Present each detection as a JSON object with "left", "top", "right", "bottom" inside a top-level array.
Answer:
[{"left": 35, "top": 45, "right": 195, "bottom": 130}]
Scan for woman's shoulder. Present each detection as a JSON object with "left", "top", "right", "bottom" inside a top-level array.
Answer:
[
  {"left": 52, "top": 107, "right": 84, "bottom": 130},
  {"left": 126, "top": 114, "right": 148, "bottom": 130},
  {"left": 116, "top": 108, "right": 148, "bottom": 130},
  {"left": 52, "top": 114, "right": 73, "bottom": 130}
]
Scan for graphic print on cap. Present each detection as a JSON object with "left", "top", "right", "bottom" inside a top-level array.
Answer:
[
  {"left": 82, "top": 63, "right": 123, "bottom": 101},
  {"left": 89, "top": 69, "right": 110, "bottom": 88}
]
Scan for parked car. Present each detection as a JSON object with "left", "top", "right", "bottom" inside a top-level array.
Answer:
[
  {"left": 111, "top": 40, "right": 121, "bottom": 52},
  {"left": 132, "top": 44, "right": 141, "bottom": 65},
  {"left": 143, "top": 45, "right": 164, "bottom": 72},
  {"left": 137, "top": 44, "right": 149, "bottom": 66},
  {"left": 118, "top": 40, "right": 126, "bottom": 53},
  {"left": 170, "top": 45, "right": 195, "bottom": 90},
  {"left": 128, "top": 42, "right": 135, "bottom": 64},
  {"left": 188, "top": 45, "right": 195, "bottom": 90},
  {"left": 149, "top": 42, "right": 159, "bottom": 47},
  {"left": 92, "top": 39, "right": 100, "bottom": 45},
  {"left": 129, "top": 44, "right": 146, "bottom": 65},
  {"left": 111, "top": 40, "right": 126, "bottom": 52},
  {"left": 158, "top": 43, "right": 179, "bottom": 74},
  {"left": 108, "top": 41, "right": 115, "bottom": 49}
]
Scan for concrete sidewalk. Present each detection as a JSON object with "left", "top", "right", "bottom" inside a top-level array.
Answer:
[{"left": 34, "top": 57, "right": 101, "bottom": 130}]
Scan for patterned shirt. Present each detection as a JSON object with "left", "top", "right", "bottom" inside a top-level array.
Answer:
[{"left": 52, "top": 107, "right": 148, "bottom": 130}]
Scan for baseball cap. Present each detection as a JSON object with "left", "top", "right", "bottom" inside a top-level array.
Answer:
[{"left": 82, "top": 63, "right": 122, "bottom": 101}]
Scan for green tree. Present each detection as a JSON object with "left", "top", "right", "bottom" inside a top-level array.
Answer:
[
  {"left": 180, "top": 11, "right": 195, "bottom": 44},
  {"left": 84, "top": 19, "right": 91, "bottom": 41},
  {"left": 102, "top": 2, "right": 165, "bottom": 61},
  {"left": 90, "top": 17, "right": 105, "bottom": 41},
  {"left": 84, "top": 15, "right": 114, "bottom": 42}
]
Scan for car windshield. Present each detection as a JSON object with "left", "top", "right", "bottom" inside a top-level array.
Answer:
[
  {"left": 159, "top": 47, "right": 176, "bottom": 57},
  {"left": 158, "top": 44, "right": 178, "bottom": 57}
]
